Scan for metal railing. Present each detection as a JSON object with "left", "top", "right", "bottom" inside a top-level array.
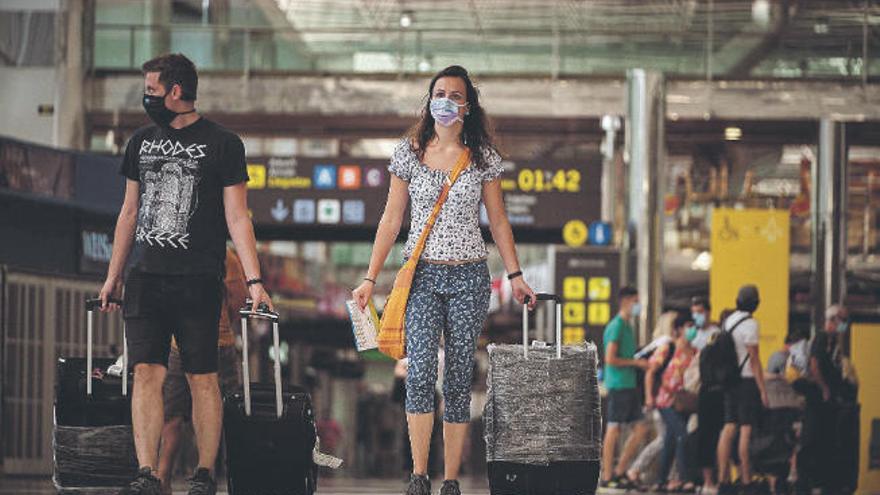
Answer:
[{"left": 90, "top": 22, "right": 876, "bottom": 80}]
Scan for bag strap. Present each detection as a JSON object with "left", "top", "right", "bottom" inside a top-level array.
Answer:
[
  {"left": 405, "top": 148, "right": 472, "bottom": 267},
  {"left": 726, "top": 315, "right": 752, "bottom": 371}
]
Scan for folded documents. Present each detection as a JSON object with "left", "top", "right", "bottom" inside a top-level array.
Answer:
[{"left": 345, "top": 299, "right": 379, "bottom": 352}]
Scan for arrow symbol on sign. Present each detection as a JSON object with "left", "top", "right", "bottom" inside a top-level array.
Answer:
[{"left": 271, "top": 199, "right": 290, "bottom": 222}]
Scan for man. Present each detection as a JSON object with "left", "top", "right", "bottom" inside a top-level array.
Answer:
[
  {"left": 798, "top": 305, "right": 853, "bottom": 494},
  {"left": 716, "top": 285, "right": 769, "bottom": 495},
  {"left": 156, "top": 247, "right": 248, "bottom": 495},
  {"left": 99, "top": 53, "right": 272, "bottom": 495},
  {"left": 600, "top": 286, "right": 650, "bottom": 489},
  {"left": 810, "top": 305, "right": 849, "bottom": 403},
  {"left": 690, "top": 296, "right": 720, "bottom": 352},
  {"left": 690, "top": 296, "right": 724, "bottom": 492}
]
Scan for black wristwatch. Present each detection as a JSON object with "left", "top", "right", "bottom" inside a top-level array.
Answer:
[
  {"left": 246, "top": 278, "right": 264, "bottom": 287},
  {"left": 507, "top": 270, "right": 523, "bottom": 281}
]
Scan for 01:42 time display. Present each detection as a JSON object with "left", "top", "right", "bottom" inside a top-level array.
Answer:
[{"left": 517, "top": 168, "right": 581, "bottom": 193}]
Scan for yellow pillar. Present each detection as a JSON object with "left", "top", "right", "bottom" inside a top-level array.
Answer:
[{"left": 852, "top": 323, "right": 880, "bottom": 494}]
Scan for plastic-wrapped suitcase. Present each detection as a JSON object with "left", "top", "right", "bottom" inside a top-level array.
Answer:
[
  {"left": 484, "top": 294, "right": 602, "bottom": 495},
  {"left": 53, "top": 298, "right": 138, "bottom": 494},
  {"left": 223, "top": 303, "right": 318, "bottom": 495}
]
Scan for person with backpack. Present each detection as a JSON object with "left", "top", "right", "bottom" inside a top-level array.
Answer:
[
  {"left": 691, "top": 298, "right": 727, "bottom": 493},
  {"left": 714, "top": 285, "right": 770, "bottom": 495}
]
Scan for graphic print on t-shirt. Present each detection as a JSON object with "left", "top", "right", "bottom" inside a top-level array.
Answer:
[{"left": 135, "top": 138, "right": 208, "bottom": 250}]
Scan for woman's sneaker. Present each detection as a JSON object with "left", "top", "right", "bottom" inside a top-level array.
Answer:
[
  {"left": 439, "top": 479, "right": 461, "bottom": 495},
  {"left": 406, "top": 474, "right": 431, "bottom": 495},
  {"left": 186, "top": 467, "right": 216, "bottom": 495},
  {"left": 118, "top": 467, "right": 162, "bottom": 495}
]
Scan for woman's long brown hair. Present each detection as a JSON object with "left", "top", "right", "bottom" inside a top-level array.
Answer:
[{"left": 407, "top": 65, "right": 496, "bottom": 170}]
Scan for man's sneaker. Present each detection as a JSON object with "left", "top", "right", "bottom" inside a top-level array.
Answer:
[
  {"left": 187, "top": 467, "right": 216, "bottom": 495},
  {"left": 439, "top": 479, "right": 461, "bottom": 495},
  {"left": 118, "top": 467, "right": 162, "bottom": 495},
  {"left": 406, "top": 473, "right": 431, "bottom": 495}
]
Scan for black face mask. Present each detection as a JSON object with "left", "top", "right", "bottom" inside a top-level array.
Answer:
[{"left": 142, "top": 93, "right": 195, "bottom": 128}]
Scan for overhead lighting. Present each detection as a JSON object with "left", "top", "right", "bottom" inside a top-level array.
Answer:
[
  {"left": 418, "top": 57, "right": 431, "bottom": 72},
  {"left": 751, "top": 0, "right": 770, "bottom": 26},
  {"left": 814, "top": 17, "right": 829, "bottom": 35},
  {"left": 400, "top": 10, "right": 414, "bottom": 28},
  {"left": 725, "top": 126, "right": 742, "bottom": 141}
]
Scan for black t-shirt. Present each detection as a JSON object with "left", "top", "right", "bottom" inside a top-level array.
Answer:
[
  {"left": 119, "top": 118, "right": 248, "bottom": 277},
  {"left": 810, "top": 331, "right": 843, "bottom": 394}
]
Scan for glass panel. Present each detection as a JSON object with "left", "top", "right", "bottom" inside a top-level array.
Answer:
[{"left": 93, "top": 27, "right": 132, "bottom": 69}]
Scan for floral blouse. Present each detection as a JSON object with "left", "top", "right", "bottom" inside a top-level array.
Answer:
[
  {"left": 650, "top": 343, "right": 695, "bottom": 409},
  {"left": 388, "top": 139, "right": 505, "bottom": 262}
]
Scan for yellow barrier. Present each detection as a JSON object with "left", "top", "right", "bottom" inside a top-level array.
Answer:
[{"left": 852, "top": 323, "right": 880, "bottom": 494}]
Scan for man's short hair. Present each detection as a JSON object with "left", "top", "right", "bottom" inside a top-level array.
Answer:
[
  {"left": 691, "top": 296, "right": 711, "bottom": 312},
  {"left": 618, "top": 285, "right": 638, "bottom": 300},
  {"left": 142, "top": 53, "right": 198, "bottom": 101}
]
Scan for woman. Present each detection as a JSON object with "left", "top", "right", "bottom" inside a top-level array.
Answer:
[
  {"left": 623, "top": 311, "right": 678, "bottom": 489},
  {"left": 645, "top": 313, "right": 698, "bottom": 493},
  {"left": 352, "top": 65, "right": 536, "bottom": 495}
]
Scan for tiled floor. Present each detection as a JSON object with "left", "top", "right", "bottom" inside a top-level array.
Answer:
[{"left": 0, "top": 476, "right": 493, "bottom": 494}]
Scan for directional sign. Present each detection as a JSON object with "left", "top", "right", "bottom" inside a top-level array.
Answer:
[
  {"left": 271, "top": 199, "right": 290, "bottom": 222},
  {"left": 588, "top": 221, "right": 612, "bottom": 246}
]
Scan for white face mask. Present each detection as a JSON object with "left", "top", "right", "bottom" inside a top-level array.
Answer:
[
  {"left": 630, "top": 302, "right": 642, "bottom": 318},
  {"left": 430, "top": 97, "right": 466, "bottom": 127}
]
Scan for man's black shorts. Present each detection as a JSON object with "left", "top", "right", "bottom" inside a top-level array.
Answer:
[
  {"left": 723, "top": 378, "right": 762, "bottom": 426},
  {"left": 606, "top": 388, "right": 644, "bottom": 425},
  {"left": 123, "top": 272, "right": 223, "bottom": 374}
]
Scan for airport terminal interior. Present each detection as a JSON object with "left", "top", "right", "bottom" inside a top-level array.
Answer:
[{"left": 0, "top": 0, "right": 879, "bottom": 494}]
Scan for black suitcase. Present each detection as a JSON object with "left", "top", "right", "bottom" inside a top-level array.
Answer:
[
  {"left": 486, "top": 294, "right": 601, "bottom": 495},
  {"left": 53, "top": 298, "right": 138, "bottom": 490},
  {"left": 489, "top": 460, "right": 601, "bottom": 495},
  {"left": 224, "top": 304, "right": 318, "bottom": 495}
]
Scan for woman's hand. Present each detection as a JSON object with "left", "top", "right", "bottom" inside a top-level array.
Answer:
[
  {"left": 352, "top": 281, "right": 374, "bottom": 310},
  {"left": 511, "top": 277, "right": 537, "bottom": 310},
  {"left": 248, "top": 283, "right": 274, "bottom": 312}
]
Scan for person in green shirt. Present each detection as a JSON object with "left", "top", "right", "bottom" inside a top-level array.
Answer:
[{"left": 601, "top": 286, "right": 651, "bottom": 489}]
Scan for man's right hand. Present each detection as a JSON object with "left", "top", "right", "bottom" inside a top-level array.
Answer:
[
  {"left": 352, "top": 281, "right": 374, "bottom": 311},
  {"left": 99, "top": 277, "right": 123, "bottom": 312}
]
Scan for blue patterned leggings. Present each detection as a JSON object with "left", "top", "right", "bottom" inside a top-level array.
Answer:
[{"left": 405, "top": 260, "right": 491, "bottom": 423}]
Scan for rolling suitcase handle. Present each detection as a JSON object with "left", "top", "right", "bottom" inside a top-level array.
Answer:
[
  {"left": 239, "top": 300, "right": 283, "bottom": 419},
  {"left": 85, "top": 298, "right": 126, "bottom": 397},
  {"left": 522, "top": 293, "right": 562, "bottom": 360}
]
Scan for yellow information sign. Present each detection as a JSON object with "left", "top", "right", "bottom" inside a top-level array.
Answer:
[
  {"left": 563, "top": 220, "right": 588, "bottom": 247},
  {"left": 563, "top": 276, "right": 586, "bottom": 300},
  {"left": 588, "top": 277, "right": 612, "bottom": 301},
  {"left": 563, "top": 327, "right": 586, "bottom": 345},
  {"left": 710, "top": 208, "right": 790, "bottom": 369},
  {"left": 246, "top": 164, "right": 266, "bottom": 189},
  {"left": 563, "top": 302, "right": 586, "bottom": 325},
  {"left": 588, "top": 302, "right": 611, "bottom": 326}
]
